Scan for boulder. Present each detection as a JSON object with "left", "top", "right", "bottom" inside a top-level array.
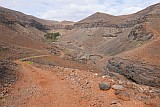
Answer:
[
  {"left": 99, "top": 82, "right": 111, "bottom": 90},
  {"left": 112, "top": 85, "right": 124, "bottom": 91},
  {"left": 115, "top": 90, "right": 130, "bottom": 101}
]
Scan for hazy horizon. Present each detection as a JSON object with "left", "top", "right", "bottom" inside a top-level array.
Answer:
[{"left": 0, "top": 0, "right": 159, "bottom": 21}]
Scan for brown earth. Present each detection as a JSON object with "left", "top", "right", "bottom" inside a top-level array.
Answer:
[
  {"left": 0, "top": 2, "right": 160, "bottom": 107},
  {"left": 1, "top": 58, "right": 159, "bottom": 107},
  {"left": 59, "top": 3, "right": 160, "bottom": 87}
]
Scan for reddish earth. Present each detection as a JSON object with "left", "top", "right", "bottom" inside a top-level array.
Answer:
[
  {"left": 1, "top": 59, "right": 159, "bottom": 107},
  {"left": 0, "top": 3, "right": 160, "bottom": 107}
]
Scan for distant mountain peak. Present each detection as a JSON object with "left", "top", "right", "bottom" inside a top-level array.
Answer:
[{"left": 76, "top": 11, "right": 123, "bottom": 25}]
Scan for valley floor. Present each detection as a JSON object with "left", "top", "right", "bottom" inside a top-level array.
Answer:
[{"left": 1, "top": 55, "right": 159, "bottom": 107}]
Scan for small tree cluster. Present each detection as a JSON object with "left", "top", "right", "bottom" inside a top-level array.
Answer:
[{"left": 44, "top": 32, "right": 61, "bottom": 42}]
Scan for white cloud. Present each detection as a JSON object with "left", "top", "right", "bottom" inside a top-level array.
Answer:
[
  {"left": 120, "top": 7, "right": 143, "bottom": 15},
  {"left": 41, "top": 2, "right": 106, "bottom": 21},
  {"left": 0, "top": 0, "right": 159, "bottom": 21}
]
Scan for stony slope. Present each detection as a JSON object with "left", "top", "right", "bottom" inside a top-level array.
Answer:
[
  {"left": 0, "top": 6, "right": 75, "bottom": 61},
  {"left": 0, "top": 6, "right": 75, "bottom": 30},
  {"left": 106, "top": 3, "right": 160, "bottom": 87},
  {"left": 60, "top": 3, "right": 160, "bottom": 55},
  {"left": 0, "top": 6, "right": 51, "bottom": 49},
  {"left": 0, "top": 3, "right": 160, "bottom": 107},
  {"left": 59, "top": 3, "right": 160, "bottom": 87},
  {"left": 0, "top": 2, "right": 159, "bottom": 89},
  {"left": 2, "top": 58, "right": 160, "bottom": 107}
]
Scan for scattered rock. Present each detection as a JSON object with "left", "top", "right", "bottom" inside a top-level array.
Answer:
[
  {"left": 144, "top": 100, "right": 153, "bottom": 105},
  {"left": 99, "top": 82, "right": 111, "bottom": 90},
  {"left": 0, "top": 93, "right": 4, "bottom": 98},
  {"left": 118, "top": 80, "right": 124, "bottom": 85},
  {"left": 128, "top": 25, "right": 153, "bottom": 41},
  {"left": 107, "top": 57, "right": 160, "bottom": 87},
  {"left": 110, "top": 99, "right": 122, "bottom": 107},
  {"left": 110, "top": 99, "right": 119, "bottom": 105},
  {"left": 94, "top": 73, "right": 98, "bottom": 76},
  {"left": 112, "top": 85, "right": 124, "bottom": 91},
  {"left": 0, "top": 60, "right": 17, "bottom": 87},
  {"left": 115, "top": 90, "right": 130, "bottom": 101},
  {"left": 136, "top": 95, "right": 151, "bottom": 101}
]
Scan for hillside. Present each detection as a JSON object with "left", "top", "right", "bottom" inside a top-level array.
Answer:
[
  {"left": 0, "top": 3, "right": 160, "bottom": 107},
  {"left": 0, "top": 6, "right": 75, "bottom": 60},
  {"left": 74, "top": 12, "right": 124, "bottom": 28},
  {"left": 60, "top": 3, "right": 160, "bottom": 54},
  {"left": 0, "top": 7, "right": 51, "bottom": 61},
  {"left": 59, "top": 3, "right": 160, "bottom": 87}
]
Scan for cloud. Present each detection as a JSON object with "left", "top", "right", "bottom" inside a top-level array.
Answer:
[
  {"left": 41, "top": 2, "right": 106, "bottom": 21},
  {"left": 0, "top": 0, "right": 159, "bottom": 21}
]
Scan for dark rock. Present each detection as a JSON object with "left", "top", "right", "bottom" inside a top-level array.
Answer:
[
  {"left": 0, "top": 60, "right": 17, "bottom": 87},
  {"left": 107, "top": 57, "right": 160, "bottom": 87},
  {"left": 73, "top": 17, "right": 146, "bottom": 28},
  {"left": 102, "top": 34, "right": 117, "bottom": 37},
  {"left": 136, "top": 95, "right": 151, "bottom": 101},
  {"left": 30, "top": 19, "right": 47, "bottom": 31},
  {"left": 128, "top": 25, "right": 153, "bottom": 41},
  {"left": 0, "top": 46, "right": 9, "bottom": 51},
  {"left": 115, "top": 90, "right": 130, "bottom": 101},
  {"left": 99, "top": 82, "right": 111, "bottom": 90}
]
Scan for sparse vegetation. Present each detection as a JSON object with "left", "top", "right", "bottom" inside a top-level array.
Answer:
[
  {"left": 44, "top": 32, "right": 61, "bottom": 42},
  {"left": 20, "top": 59, "right": 33, "bottom": 64},
  {"left": 27, "top": 61, "right": 33, "bottom": 64},
  {"left": 0, "top": 46, "right": 8, "bottom": 52}
]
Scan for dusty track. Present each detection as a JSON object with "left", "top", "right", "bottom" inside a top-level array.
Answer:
[
  {"left": 2, "top": 59, "right": 159, "bottom": 107},
  {"left": 5, "top": 60, "right": 81, "bottom": 107}
]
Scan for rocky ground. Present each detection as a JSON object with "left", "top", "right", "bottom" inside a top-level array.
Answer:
[
  {"left": 0, "top": 60, "right": 17, "bottom": 106},
  {"left": 0, "top": 3, "right": 160, "bottom": 107},
  {"left": 107, "top": 57, "right": 160, "bottom": 87},
  {"left": 0, "top": 54, "right": 160, "bottom": 107}
]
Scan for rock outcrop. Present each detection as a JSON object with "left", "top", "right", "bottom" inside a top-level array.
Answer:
[
  {"left": 128, "top": 25, "right": 153, "bottom": 41},
  {"left": 106, "top": 57, "right": 160, "bottom": 87},
  {"left": 0, "top": 60, "right": 17, "bottom": 86}
]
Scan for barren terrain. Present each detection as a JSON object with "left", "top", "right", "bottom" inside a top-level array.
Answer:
[
  {"left": 1, "top": 55, "right": 160, "bottom": 107},
  {"left": 0, "top": 3, "right": 160, "bottom": 107}
]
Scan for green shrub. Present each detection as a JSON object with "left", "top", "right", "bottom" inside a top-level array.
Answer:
[
  {"left": 53, "top": 32, "right": 61, "bottom": 37},
  {"left": 27, "top": 61, "right": 33, "bottom": 64},
  {"left": 44, "top": 32, "right": 61, "bottom": 42}
]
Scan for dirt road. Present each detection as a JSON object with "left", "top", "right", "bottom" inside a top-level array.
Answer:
[
  {"left": 5, "top": 60, "right": 83, "bottom": 107},
  {"left": 2, "top": 59, "right": 159, "bottom": 107}
]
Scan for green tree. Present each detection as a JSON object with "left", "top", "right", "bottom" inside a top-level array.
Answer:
[{"left": 44, "top": 32, "right": 61, "bottom": 42}]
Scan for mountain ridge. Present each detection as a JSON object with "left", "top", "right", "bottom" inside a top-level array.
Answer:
[
  {"left": 0, "top": 3, "right": 160, "bottom": 87},
  {"left": 59, "top": 3, "right": 160, "bottom": 87}
]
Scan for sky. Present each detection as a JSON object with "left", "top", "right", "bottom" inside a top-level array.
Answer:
[{"left": 0, "top": 0, "right": 159, "bottom": 21}]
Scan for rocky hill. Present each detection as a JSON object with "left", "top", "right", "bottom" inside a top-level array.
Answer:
[
  {"left": 0, "top": 6, "right": 49, "bottom": 55},
  {"left": 59, "top": 3, "right": 160, "bottom": 87},
  {"left": 0, "top": 3, "right": 159, "bottom": 87},
  {"left": 0, "top": 3, "right": 160, "bottom": 107},
  {"left": 0, "top": 6, "right": 75, "bottom": 60},
  {"left": 74, "top": 12, "right": 124, "bottom": 28},
  {"left": 61, "top": 3, "right": 160, "bottom": 54},
  {"left": 0, "top": 6, "right": 74, "bottom": 30}
]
